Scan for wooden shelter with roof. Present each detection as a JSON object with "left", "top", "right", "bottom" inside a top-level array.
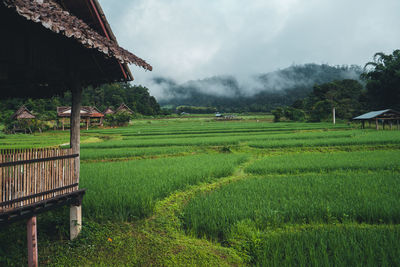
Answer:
[
  {"left": 353, "top": 109, "right": 400, "bottom": 130},
  {"left": 10, "top": 105, "right": 37, "bottom": 133},
  {"left": 58, "top": 106, "right": 104, "bottom": 130},
  {"left": 11, "top": 105, "right": 36, "bottom": 120},
  {"left": 0, "top": 0, "right": 151, "bottom": 265}
]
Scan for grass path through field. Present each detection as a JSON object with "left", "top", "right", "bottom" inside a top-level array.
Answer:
[{"left": 129, "top": 153, "right": 258, "bottom": 266}]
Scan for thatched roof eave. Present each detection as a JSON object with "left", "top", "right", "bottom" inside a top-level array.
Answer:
[{"left": 2, "top": 0, "right": 152, "bottom": 71}]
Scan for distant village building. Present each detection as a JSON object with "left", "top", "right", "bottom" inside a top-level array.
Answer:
[
  {"left": 116, "top": 103, "right": 134, "bottom": 114},
  {"left": 103, "top": 107, "right": 115, "bottom": 115},
  {"left": 57, "top": 106, "right": 104, "bottom": 130},
  {"left": 353, "top": 109, "right": 400, "bottom": 130},
  {"left": 11, "top": 105, "right": 36, "bottom": 120},
  {"left": 10, "top": 106, "right": 36, "bottom": 133}
]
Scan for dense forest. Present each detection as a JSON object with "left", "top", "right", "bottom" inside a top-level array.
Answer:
[
  {"left": 0, "top": 83, "right": 161, "bottom": 123},
  {"left": 157, "top": 64, "right": 363, "bottom": 112}
]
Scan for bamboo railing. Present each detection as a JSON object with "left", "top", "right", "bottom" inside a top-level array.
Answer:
[{"left": 0, "top": 148, "right": 79, "bottom": 212}]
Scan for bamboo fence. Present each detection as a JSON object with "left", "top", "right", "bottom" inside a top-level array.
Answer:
[{"left": 0, "top": 148, "right": 78, "bottom": 212}]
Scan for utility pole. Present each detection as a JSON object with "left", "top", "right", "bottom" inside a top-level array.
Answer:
[{"left": 333, "top": 107, "right": 336, "bottom": 125}]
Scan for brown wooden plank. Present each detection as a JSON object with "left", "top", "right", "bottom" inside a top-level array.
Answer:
[{"left": 27, "top": 216, "right": 38, "bottom": 267}]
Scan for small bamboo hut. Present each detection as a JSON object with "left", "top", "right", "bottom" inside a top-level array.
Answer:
[
  {"left": 353, "top": 109, "right": 400, "bottom": 130},
  {"left": 10, "top": 105, "right": 36, "bottom": 133},
  {"left": 116, "top": 103, "right": 134, "bottom": 114},
  {"left": 11, "top": 106, "right": 36, "bottom": 120},
  {"left": 0, "top": 0, "right": 151, "bottom": 265}
]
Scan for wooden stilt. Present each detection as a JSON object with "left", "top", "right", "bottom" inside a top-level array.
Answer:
[
  {"left": 62, "top": 118, "right": 65, "bottom": 131},
  {"left": 70, "top": 75, "right": 82, "bottom": 240},
  {"left": 390, "top": 120, "right": 393, "bottom": 130},
  {"left": 376, "top": 119, "right": 379, "bottom": 130},
  {"left": 382, "top": 120, "right": 385, "bottom": 130},
  {"left": 27, "top": 216, "right": 38, "bottom": 267},
  {"left": 70, "top": 205, "right": 82, "bottom": 240},
  {"left": 362, "top": 121, "right": 365, "bottom": 129}
]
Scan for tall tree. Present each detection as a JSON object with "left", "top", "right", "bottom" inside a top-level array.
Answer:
[{"left": 362, "top": 50, "right": 400, "bottom": 110}]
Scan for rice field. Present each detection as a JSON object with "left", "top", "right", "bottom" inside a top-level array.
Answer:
[
  {"left": 81, "top": 154, "right": 248, "bottom": 220},
  {"left": 245, "top": 150, "right": 400, "bottom": 174},
  {"left": 0, "top": 116, "right": 399, "bottom": 266},
  {"left": 183, "top": 171, "right": 400, "bottom": 240}
]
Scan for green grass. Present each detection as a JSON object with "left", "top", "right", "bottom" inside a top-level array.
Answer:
[
  {"left": 81, "top": 135, "right": 242, "bottom": 149},
  {"left": 249, "top": 130, "right": 400, "bottom": 149},
  {"left": 80, "top": 146, "right": 199, "bottom": 160},
  {"left": 229, "top": 223, "right": 400, "bottom": 266},
  {"left": 182, "top": 171, "right": 400, "bottom": 240},
  {"left": 245, "top": 150, "right": 400, "bottom": 174},
  {"left": 81, "top": 154, "right": 248, "bottom": 221}
]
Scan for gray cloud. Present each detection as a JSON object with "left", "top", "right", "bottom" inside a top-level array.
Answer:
[{"left": 99, "top": 0, "right": 400, "bottom": 99}]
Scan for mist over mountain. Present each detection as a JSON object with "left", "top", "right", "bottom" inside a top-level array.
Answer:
[{"left": 154, "top": 64, "right": 363, "bottom": 112}]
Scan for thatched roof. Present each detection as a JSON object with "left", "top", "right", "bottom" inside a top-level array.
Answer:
[
  {"left": 11, "top": 106, "right": 36, "bottom": 120},
  {"left": 116, "top": 103, "right": 134, "bottom": 114},
  {"left": 103, "top": 107, "right": 115, "bottom": 115},
  {"left": 2, "top": 0, "right": 152, "bottom": 71}
]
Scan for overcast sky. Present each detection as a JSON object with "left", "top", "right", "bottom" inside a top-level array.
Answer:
[{"left": 98, "top": 0, "right": 400, "bottom": 98}]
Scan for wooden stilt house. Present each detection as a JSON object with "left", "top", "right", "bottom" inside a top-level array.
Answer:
[
  {"left": 0, "top": 0, "right": 152, "bottom": 266},
  {"left": 58, "top": 106, "right": 104, "bottom": 130}
]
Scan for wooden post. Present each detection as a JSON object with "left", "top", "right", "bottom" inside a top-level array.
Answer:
[
  {"left": 27, "top": 216, "right": 38, "bottom": 267},
  {"left": 70, "top": 75, "right": 82, "bottom": 240},
  {"left": 332, "top": 107, "right": 336, "bottom": 125},
  {"left": 62, "top": 118, "right": 65, "bottom": 131},
  {"left": 382, "top": 120, "right": 385, "bottom": 130},
  {"left": 362, "top": 121, "right": 365, "bottom": 129},
  {"left": 376, "top": 118, "right": 379, "bottom": 130},
  {"left": 86, "top": 117, "right": 89, "bottom": 131},
  {"left": 70, "top": 205, "right": 82, "bottom": 240}
]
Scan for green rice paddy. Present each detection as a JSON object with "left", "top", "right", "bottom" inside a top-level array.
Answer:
[{"left": 0, "top": 116, "right": 399, "bottom": 266}]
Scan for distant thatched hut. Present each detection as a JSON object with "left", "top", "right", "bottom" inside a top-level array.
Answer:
[
  {"left": 10, "top": 106, "right": 36, "bottom": 133},
  {"left": 103, "top": 107, "right": 115, "bottom": 115},
  {"left": 116, "top": 103, "right": 134, "bottom": 114},
  {"left": 11, "top": 106, "right": 36, "bottom": 120}
]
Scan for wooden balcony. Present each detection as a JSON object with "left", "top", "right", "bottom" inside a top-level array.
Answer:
[{"left": 0, "top": 148, "right": 85, "bottom": 224}]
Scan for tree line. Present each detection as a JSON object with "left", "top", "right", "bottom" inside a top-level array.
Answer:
[
  {"left": 0, "top": 83, "right": 161, "bottom": 124},
  {"left": 158, "top": 64, "right": 363, "bottom": 113},
  {"left": 273, "top": 50, "right": 400, "bottom": 122}
]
